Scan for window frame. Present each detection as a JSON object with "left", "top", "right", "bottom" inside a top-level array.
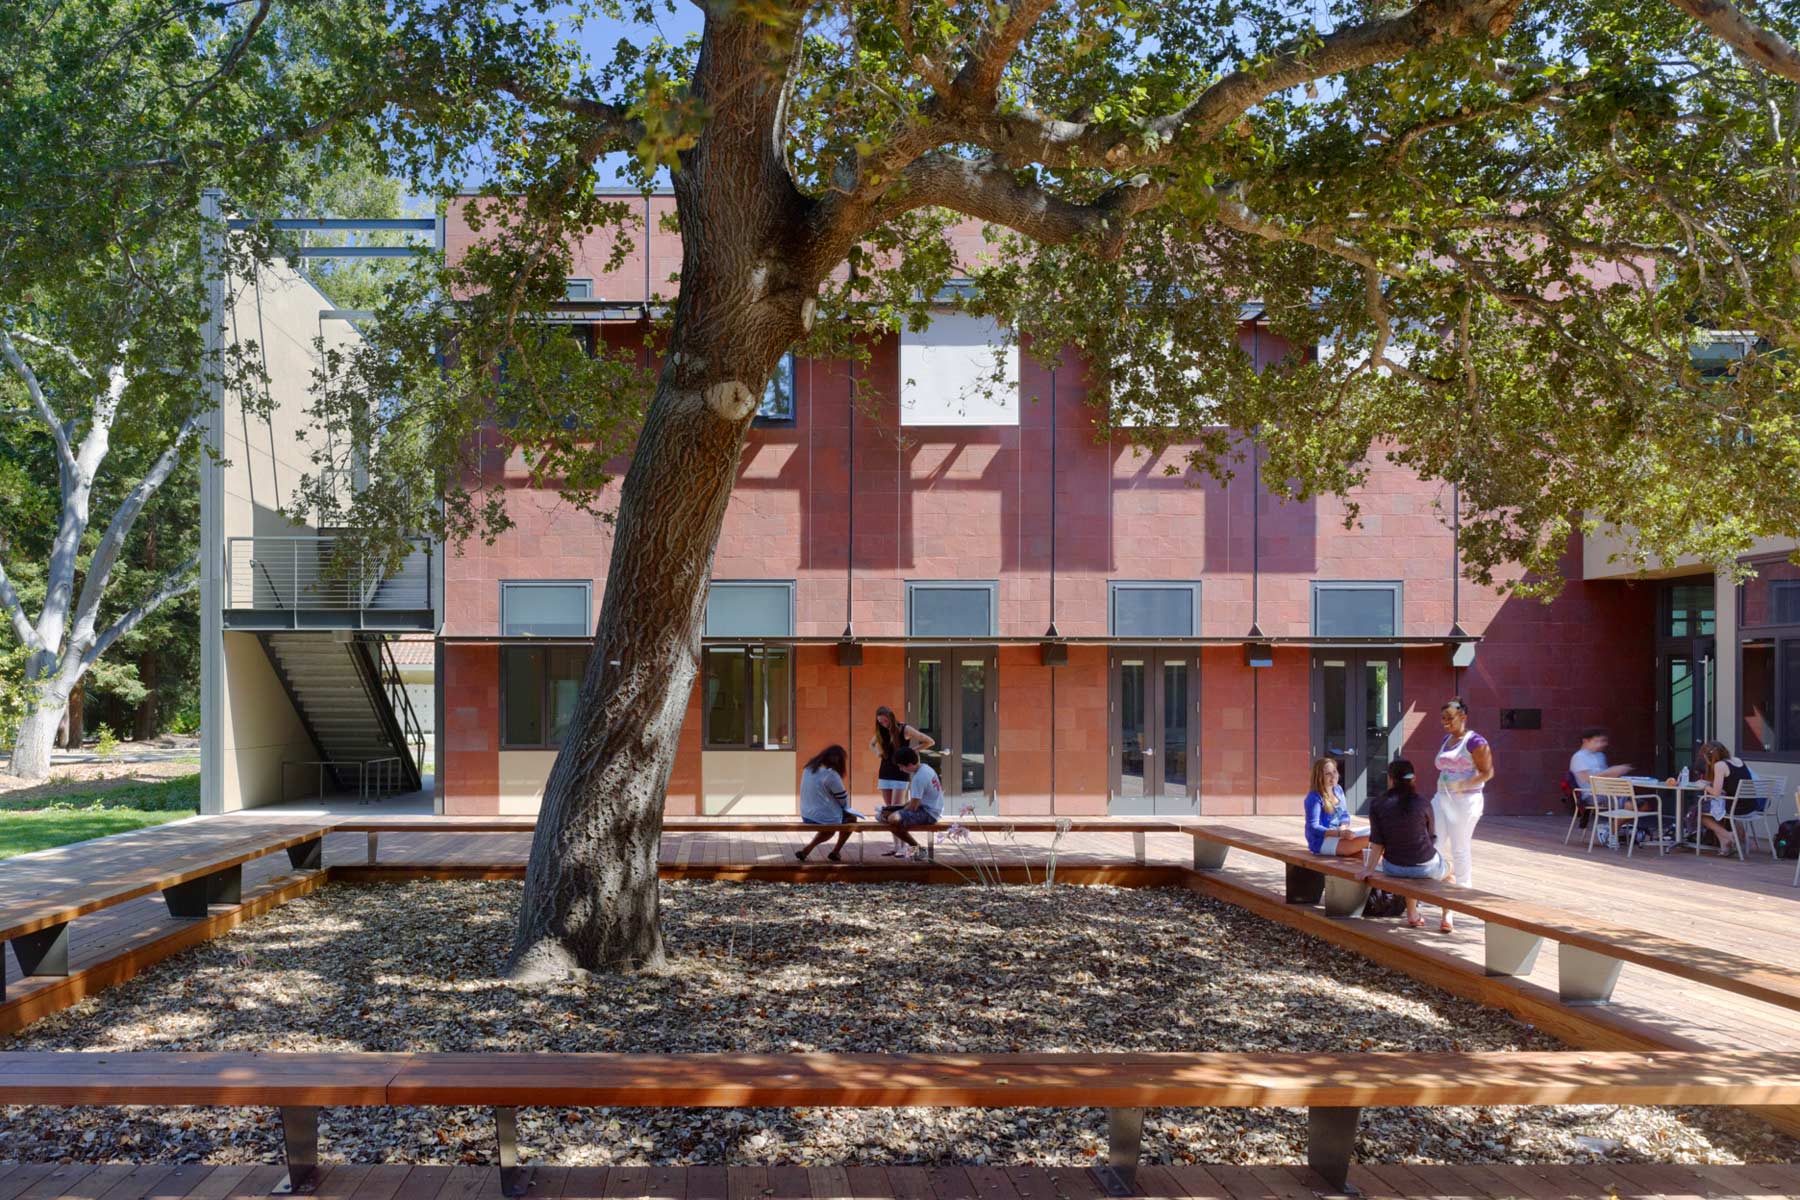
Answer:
[
  {"left": 1310, "top": 580, "right": 1403, "bottom": 639},
  {"left": 700, "top": 643, "right": 797, "bottom": 751},
  {"left": 756, "top": 353, "right": 797, "bottom": 425},
  {"left": 905, "top": 579, "right": 1000, "bottom": 638},
  {"left": 1737, "top": 559, "right": 1800, "bottom": 761},
  {"left": 564, "top": 278, "right": 594, "bottom": 300},
  {"left": 499, "top": 580, "right": 593, "bottom": 638},
  {"left": 498, "top": 643, "right": 591, "bottom": 751},
  {"left": 1108, "top": 580, "right": 1202, "bottom": 638},
  {"left": 705, "top": 579, "right": 796, "bottom": 639}
]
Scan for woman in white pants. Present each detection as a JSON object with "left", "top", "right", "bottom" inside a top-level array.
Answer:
[{"left": 1432, "top": 696, "right": 1494, "bottom": 932}]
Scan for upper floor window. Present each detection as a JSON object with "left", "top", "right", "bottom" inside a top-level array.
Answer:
[
  {"left": 1312, "top": 582, "right": 1401, "bottom": 638},
  {"left": 500, "top": 580, "right": 591, "bottom": 638},
  {"left": 705, "top": 580, "right": 795, "bottom": 638},
  {"left": 1110, "top": 582, "right": 1201, "bottom": 638},
  {"left": 564, "top": 278, "right": 594, "bottom": 300},
  {"left": 900, "top": 312, "right": 1019, "bottom": 427},
  {"left": 758, "top": 354, "right": 796, "bottom": 422},
  {"left": 907, "top": 581, "right": 998, "bottom": 637},
  {"left": 1663, "top": 581, "right": 1716, "bottom": 638}
]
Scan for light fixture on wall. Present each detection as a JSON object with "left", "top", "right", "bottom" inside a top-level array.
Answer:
[
  {"left": 836, "top": 640, "right": 863, "bottom": 667},
  {"left": 1041, "top": 641, "right": 1069, "bottom": 667},
  {"left": 1448, "top": 622, "right": 1477, "bottom": 668},
  {"left": 1245, "top": 642, "right": 1275, "bottom": 668}
]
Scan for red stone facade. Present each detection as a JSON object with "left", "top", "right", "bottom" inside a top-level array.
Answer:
[{"left": 436, "top": 197, "right": 1661, "bottom": 818}]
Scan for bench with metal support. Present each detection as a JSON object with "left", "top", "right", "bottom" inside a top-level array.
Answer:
[
  {"left": 336, "top": 816, "right": 1199, "bottom": 867},
  {"left": 0, "top": 825, "right": 331, "bottom": 1001},
  {"left": 1189, "top": 823, "right": 1800, "bottom": 1013},
  {"left": 2, "top": 1049, "right": 1795, "bottom": 1198}
]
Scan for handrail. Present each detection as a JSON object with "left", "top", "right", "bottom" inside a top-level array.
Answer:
[
  {"left": 377, "top": 638, "right": 428, "bottom": 780},
  {"left": 224, "top": 536, "right": 433, "bottom": 611}
]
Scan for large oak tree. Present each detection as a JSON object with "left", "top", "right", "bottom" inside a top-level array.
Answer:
[{"left": 294, "top": 0, "right": 1797, "bottom": 974}]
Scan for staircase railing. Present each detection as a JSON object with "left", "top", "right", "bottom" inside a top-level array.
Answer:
[
  {"left": 225, "top": 536, "right": 433, "bottom": 612},
  {"left": 376, "top": 637, "right": 428, "bottom": 782}
]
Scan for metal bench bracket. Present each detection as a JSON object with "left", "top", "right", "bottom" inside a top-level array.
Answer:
[
  {"left": 1484, "top": 925, "right": 1545, "bottom": 978},
  {"left": 495, "top": 1106, "right": 533, "bottom": 1197},
  {"left": 367, "top": 833, "right": 380, "bottom": 865},
  {"left": 273, "top": 1106, "right": 319, "bottom": 1195},
  {"left": 1090, "top": 1107, "right": 1143, "bottom": 1196},
  {"left": 11, "top": 921, "right": 71, "bottom": 979},
  {"left": 1193, "top": 839, "right": 1229, "bottom": 870},
  {"left": 1285, "top": 864, "right": 1326, "bottom": 905},
  {"left": 1131, "top": 832, "right": 1146, "bottom": 865},
  {"left": 1321, "top": 876, "right": 1368, "bottom": 919},
  {"left": 163, "top": 864, "right": 243, "bottom": 919},
  {"left": 1307, "top": 1105, "right": 1362, "bottom": 1195},
  {"left": 1559, "top": 943, "right": 1624, "bottom": 1006},
  {"left": 287, "top": 837, "right": 323, "bottom": 872}
]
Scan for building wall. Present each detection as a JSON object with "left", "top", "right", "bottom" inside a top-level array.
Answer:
[
  {"left": 434, "top": 200, "right": 1660, "bottom": 819},
  {"left": 216, "top": 632, "right": 317, "bottom": 809}
]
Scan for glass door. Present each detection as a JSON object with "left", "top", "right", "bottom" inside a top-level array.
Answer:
[
  {"left": 907, "top": 650, "right": 998, "bottom": 815},
  {"left": 1311, "top": 652, "right": 1403, "bottom": 814},
  {"left": 1109, "top": 651, "right": 1200, "bottom": 815},
  {"left": 1657, "top": 647, "right": 1714, "bottom": 777}
]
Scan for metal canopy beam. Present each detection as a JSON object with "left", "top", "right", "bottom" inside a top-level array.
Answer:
[{"left": 229, "top": 218, "right": 437, "bottom": 232}]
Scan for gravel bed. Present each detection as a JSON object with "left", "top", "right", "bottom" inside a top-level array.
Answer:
[{"left": 3, "top": 880, "right": 1793, "bottom": 1168}]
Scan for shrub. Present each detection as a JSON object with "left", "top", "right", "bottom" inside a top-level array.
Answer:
[{"left": 94, "top": 724, "right": 120, "bottom": 758}]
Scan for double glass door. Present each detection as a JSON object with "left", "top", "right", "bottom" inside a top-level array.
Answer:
[
  {"left": 906, "top": 650, "right": 998, "bottom": 815},
  {"left": 1657, "top": 644, "right": 1714, "bottom": 777},
  {"left": 1109, "top": 651, "right": 1201, "bottom": 814},
  {"left": 1311, "top": 652, "right": 1403, "bottom": 814}
]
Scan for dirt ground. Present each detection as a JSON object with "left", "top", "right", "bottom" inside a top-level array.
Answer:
[{"left": 0, "top": 737, "right": 200, "bottom": 801}]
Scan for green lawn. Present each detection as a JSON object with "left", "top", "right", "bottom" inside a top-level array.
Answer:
[{"left": 0, "top": 774, "right": 200, "bottom": 859}]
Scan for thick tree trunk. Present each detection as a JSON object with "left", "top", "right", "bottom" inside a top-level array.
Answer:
[
  {"left": 60, "top": 682, "right": 84, "bottom": 749},
  {"left": 10, "top": 701, "right": 64, "bottom": 780},
  {"left": 135, "top": 652, "right": 160, "bottom": 741}
]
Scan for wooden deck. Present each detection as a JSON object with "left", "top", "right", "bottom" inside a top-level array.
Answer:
[
  {"left": 3, "top": 1162, "right": 1799, "bottom": 1200},
  {"left": 4, "top": 811, "right": 1798, "bottom": 1058}
]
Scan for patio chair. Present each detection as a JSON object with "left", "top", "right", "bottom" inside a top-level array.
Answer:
[
  {"left": 1719, "top": 775, "right": 1786, "bottom": 861},
  {"left": 1563, "top": 781, "right": 1599, "bottom": 845},
  {"left": 1586, "top": 776, "right": 1654, "bottom": 857}
]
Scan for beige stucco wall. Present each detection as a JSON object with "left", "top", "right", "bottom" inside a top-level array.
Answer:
[
  {"left": 702, "top": 750, "right": 798, "bottom": 816},
  {"left": 498, "top": 750, "right": 560, "bottom": 814},
  {"left": 1583, "top": 527, "right": 1797, "bottom": 582},
  {"left": 217, "top": 632, "right": 318, "bottom": 810}
]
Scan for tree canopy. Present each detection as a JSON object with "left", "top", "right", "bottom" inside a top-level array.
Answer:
[{"left": 297, "top": 0, "right": 1800, "bottom": 596}]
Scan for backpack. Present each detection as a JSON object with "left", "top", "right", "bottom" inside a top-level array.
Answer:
[
  {"left": 1777, "top": 819, "right": 1800, "bottom": 861},
  {"left": 1363, "top": 888, "right": 1407, "bottom": 918}
]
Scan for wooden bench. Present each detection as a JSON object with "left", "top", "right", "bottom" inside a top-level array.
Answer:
[
  {"left": 3, "top": 1049, "right": 1795, "bottom": 1197},
  {"left": 1190, "top": 823, "right": 1800, "bottom": 1012},
  {"left": 336, "top": 816, "right": 1198, "bottom": 867},
  {"left": 0, "top": 824, "right": 330, "bottom": 1002}
]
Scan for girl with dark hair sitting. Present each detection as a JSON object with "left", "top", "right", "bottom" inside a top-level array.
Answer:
[
  {"left": 1360, "top": 759, "right": 1451, "bottom": 930},
  {"left": 796, "top": 744, "right": 856, "bottom": 862}
]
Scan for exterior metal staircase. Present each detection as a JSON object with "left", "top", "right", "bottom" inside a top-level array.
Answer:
[{"left": 259, "top": 633, "right": 426, "bottom": 797}]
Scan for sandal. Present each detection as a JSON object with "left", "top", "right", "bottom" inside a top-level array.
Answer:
[
  {"left": 1439, "top": 918, "right": 1455, "bottom": 933},
  {"left": 1406, "top": 913, "right": 1426, "bottom": 929},
  {"left": 827, "top": 851, "right": 842, "bottom": 862},
  {"left": 794, "top": 850, "right": 808, "bottom": 862},
  {"left": 880, "top": 849, "right": 903, "bottom": 858}
]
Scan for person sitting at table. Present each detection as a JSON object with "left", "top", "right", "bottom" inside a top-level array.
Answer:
[
  {"left": 1360, "top": 759, "right": 1451, "bottom": 930},
  {"left": 1303, "top": 757, "right": 1369, "bottom": 858},
  {"left": 1697, "top": 740, "right": 1755, "bottom": 857},
  {"left": 1570, "top": 727, "right": 1632, "bottom": 790}
]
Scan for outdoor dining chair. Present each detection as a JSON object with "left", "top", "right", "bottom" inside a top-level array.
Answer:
[
  {"left": 1586, "top": 776, "right": 1655, "bottom": 856},
  {"left": 1564, "top": 782, "right": 1599, "bottom": 845},
  {"left": 1719, "top": 775, "right": 1786, "bottom": 861}
]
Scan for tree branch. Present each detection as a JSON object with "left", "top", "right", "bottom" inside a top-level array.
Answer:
[
  {"left": 68, "top": 412, "right": 199, "bottom": 650},
  {"left": 0, "top": 557, "right": 42, "bottom": 653},
  {"left": 872, "top": 155, "right": 1165, "bottom": 255},
  {"left": 81, "top": 552, "right": 201, "bottom": 669},
  {"left": 172, "top": 0, "right": 274, "bottom": 128},
  {"left": 1664, "top": 0, "right": 1800, "bottom": 81},
  {"left": 0, "top": 329, "right": 78, "bottom": 473}
]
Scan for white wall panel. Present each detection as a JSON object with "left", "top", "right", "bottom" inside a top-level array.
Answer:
[{"left": 900, "top": 312, "right": 1019, "bottom": 426}]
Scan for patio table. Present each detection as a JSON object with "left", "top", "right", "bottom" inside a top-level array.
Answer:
[{"left": 1624, "top": 778, "right": 1712, "bottom": 855}]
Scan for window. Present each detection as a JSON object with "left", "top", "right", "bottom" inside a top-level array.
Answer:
[
  {"left": 759, "top": 354, "right": 796, "bottom": 422},
  {"left": 1110, "top": 582, "right": 1200, "bottom": 638},
  {"left": 1312, "top": 582, "right": 1401, "bottom": 638},
  {"left": 705, "top": 580, "right": 795, "bottom": 638},
  {"left": 500, "top": 646, "right": 589, "bottom": 749},
  {"left": 500, "top": 581, "right": 591, "bottom": 637},
  {"left": 702, "top": 645, "right": 794, "bottom": 749},
  {"left": 899, "top": 312, "right": 1020, "bottom": 427},
  {"left": 1739, "top": 561, "right": 1800, "bottom": 757},
  {"left": 907, "top": 581, "right": 998, "bottom": 638},
  {"left": 1775, "top": 582, "right": 1800, "bottom": 626},
  {"left": 1664, "top": 581, "right": 1716, "bottom": 637},
  {"left": 564, "top": 278, "right": 594, "bottom": 300}
]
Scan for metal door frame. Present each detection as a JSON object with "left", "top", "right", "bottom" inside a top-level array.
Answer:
[
  {"left": 1109, "top": 648, "right": 1202, "bottom": 815},
  {"left": 1655, "top": 640, "right": 1715, "bottom": 776},
  {"left": 1309, "top": 650, "right": 1404, "bottom": 814},
  {"left": 905, "top": 647, "right": 999, "bottom": 814}
]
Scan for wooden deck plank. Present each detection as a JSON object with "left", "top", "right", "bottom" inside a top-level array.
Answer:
[
  {"left": 603, "top": 1167, "right": 649, "bottom": 1200},
  {"left": 724, "top": 1167, "right": 767, "bottom": 1200},
  {"left": 345, "top": 1166, "right": 415, "bottom": 1200},
  {"left": 806, "top": 1166, "right": 853, "bottom": 1200},
  {"left": 881, "top": 1168, "right": 932, "bottom": 1200},
  {"left": 0, "top": 1168, "right": 60, "bottom": 1200},
  {"left": 923, "top": 1167, "right": 978, "bottom": 1200},
  {"left": 766, "top": 1167, "right": 812, "bottom": 1200},
  {"left": 560, "top": 1169, "right": 612, "bottom": 1200}
]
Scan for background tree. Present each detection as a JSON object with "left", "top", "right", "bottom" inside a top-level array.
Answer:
[
  {"left": 283, "top": 0, "right": 1800, "bottom": 976},
  {"left": 0, "top": 0, "right": 401, "bottom": 777}
]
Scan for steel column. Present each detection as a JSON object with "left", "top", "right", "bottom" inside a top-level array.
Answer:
[
  {"left": 287, "top": 837, "right": 323, "bottom": 871},
  {"left": 1192, "top": 838, "right": 1229, "bottom": 870},
  {"left": 495, "top": 1107, "right": 531, "bottom": 1197},
  {"left": 1307, "top": 1105, "right": 1362, "bottom": 1194},
  {"left": 162, "top": 864, "right": 242, "bottom": 918},
  {"left": 1321, "top": 876, "right": 1369, "bottom": 919},
  {"left": 1285, "top": 864, "right": 1326, "bottom": 905},
  {"left": 1484, "top": 925, "right": 1545, "bottom": 977},
  {"left": 273, "top": 1106, "right": 320, "bottom": 1194},
  {"left": 1559, "top": 943, "right": 1625, "bottom": 1005},
  {"left": 1091, "top": 1107, "right": 1144, "bottom": 1196}
]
